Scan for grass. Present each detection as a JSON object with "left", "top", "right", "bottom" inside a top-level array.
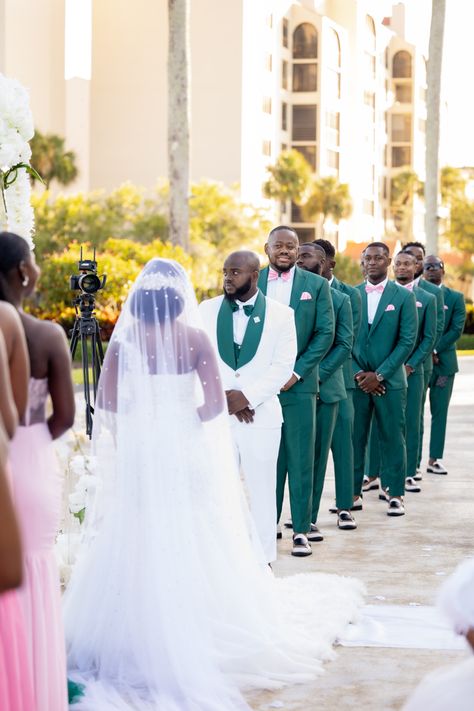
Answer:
[{"left": 457, "top": 334, "right": 474, "bottom": 351}]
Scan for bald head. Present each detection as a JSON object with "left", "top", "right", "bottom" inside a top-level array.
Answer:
[
  {"left": 423, "top": 254, "right": 445, "bottom": 285},
  {"left": 223, "top": 250, "right": 260, "bottom": 301}
]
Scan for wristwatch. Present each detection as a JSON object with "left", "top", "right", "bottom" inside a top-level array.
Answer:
[{"left": 375, "top": 372, "right": 384, "bottom": 382}]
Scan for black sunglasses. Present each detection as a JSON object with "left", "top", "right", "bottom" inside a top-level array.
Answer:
[{"left": 424, "top": 262, "right": 444, "bottom": 270}]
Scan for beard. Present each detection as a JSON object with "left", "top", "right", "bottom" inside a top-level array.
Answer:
[{"left": 224, "top": 277, "right": 253, "bottom": 301}]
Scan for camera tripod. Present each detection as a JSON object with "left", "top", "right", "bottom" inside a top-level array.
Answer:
[{"left": 70, "top": 293, "right": 104, "bottom": 437}]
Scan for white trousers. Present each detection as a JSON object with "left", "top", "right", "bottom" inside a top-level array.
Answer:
[{"left": 231, "top": 423, "right": 281, "bottom": 563}]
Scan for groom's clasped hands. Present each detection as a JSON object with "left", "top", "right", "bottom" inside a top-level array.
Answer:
[{"left": 225, "top": 389, "right": 255, "bottom": 423}]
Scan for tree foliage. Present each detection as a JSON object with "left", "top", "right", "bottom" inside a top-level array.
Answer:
[
  {"left": 30, "top": 131, "right": 78, "bottom": 189},
  {"left": 262, "top": 150, "right": 312, "bottom": 203},
  {"left": 389, "top": 170, "right": 423, "bottom": 237},
  {"left": 302, "top": 176, "right": 352, "bottom": 236},
  {"left": 440, "top": 166, "right": 467, "bottom": 205}
]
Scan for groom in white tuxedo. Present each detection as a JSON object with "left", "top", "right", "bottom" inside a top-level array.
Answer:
[{"left": 199, "top": 251, "right": 297, "bottom": 563}]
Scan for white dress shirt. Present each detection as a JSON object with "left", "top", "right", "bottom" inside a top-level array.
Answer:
[
  {"left": 232, "top": 291, "right": 259, "bottom": 346},
  {"left": 328, "top": 276, "right": 334, "bottom": 287},
  {"left": 413, "top": 276, "right": 421, "bottom": 287},
  {"left": 266, "top": 266, "right": 295, "bottom": 306},
  {"left": 366, "top": 276, "right": 388, "bottom": 325}
]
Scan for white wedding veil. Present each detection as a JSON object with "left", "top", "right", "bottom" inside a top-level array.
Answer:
[{"left": 64, "top": 258, "right": 364, "bottom": 711}]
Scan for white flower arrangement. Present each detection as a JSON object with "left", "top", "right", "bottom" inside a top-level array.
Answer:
[{"left": 0, "top": 73, "right": 41, "bottom": 249}]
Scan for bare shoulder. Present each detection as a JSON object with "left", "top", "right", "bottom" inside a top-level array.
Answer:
[
  {"left": 24, "top": 315, "right": 68, "bottom": 349},
  {"left": 0, "top": 301, "right": 22, "bottom": 330}
]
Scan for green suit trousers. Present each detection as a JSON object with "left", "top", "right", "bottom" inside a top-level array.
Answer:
[
  {"left": 276, "top": 392, "right": 316, "bottom": 533},
  {"left": 417, "top": 366, "right": 432, "bottom": 468},
  {"left": 312, "top": 399, "right": 339, "bottom": 523},
  {"left": 428, "top": 372, "right": 455, "bottom": 459},
  {"left": 353, "top": 387, "right": 407, "bottom": 497},
  {"left": 330, "top": 391, "right": 355, "bottom": 510}
]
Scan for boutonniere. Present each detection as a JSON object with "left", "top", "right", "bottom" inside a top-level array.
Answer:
[
  {"left": 385, "top": 304, "right": 395, "bottom": 311},
  {"left": 416, "top": 301, "right": 422, "bottom": 307},
  {"left": 253, "top": 316, "right": 261, "bottom": 323},
  {"left": 300, "top": 291, "right": 312, "bottom": 301}
]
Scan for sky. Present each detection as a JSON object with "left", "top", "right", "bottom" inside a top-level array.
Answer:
[{"left": 64, "top": 0, "right": 474, "bottom": 167}]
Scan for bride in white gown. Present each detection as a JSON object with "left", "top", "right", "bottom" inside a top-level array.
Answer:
[{"left": 64, "top": 258, "right": 364, "bottom": 711}]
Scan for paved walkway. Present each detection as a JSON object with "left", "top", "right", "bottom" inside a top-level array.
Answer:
[{"left": 251, "top": 356, "right": 474, "bottom": 711}]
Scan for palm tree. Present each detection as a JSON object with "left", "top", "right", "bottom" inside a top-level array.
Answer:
[
  {"left": 425, "top": 0, "right": 446, "bottom": 254},
  {"left": 262, "top": 150, "right": 312, "bottom": 217},
  {"left": 30, "top": 131, "right": 78, "bottom": 189},
  {"left": 302, "top": 176, "right": 352, "bottom": 241},
  {"left": 390, "top": 169, "right": 424, "bottom": 238},
  {"left": 168, "top": 0, "right": 190, "bottom": 249}
]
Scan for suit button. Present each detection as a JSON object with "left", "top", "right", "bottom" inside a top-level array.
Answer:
[{"left": 235, "top": 372, "right": 240, "bottom": 378}]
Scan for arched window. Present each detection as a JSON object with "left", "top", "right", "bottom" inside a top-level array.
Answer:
[
  {"left": 365, "top": 15, "right": 376, "bottom": 53},
  {"left": 293, "top": 23, "right": 318, "bottom": 59},
  {"left": 392, "top": 50, "right": 412, "bottom": 78},
  {"left": 327, "top": 28, "right": 341, "bottom": 68}
]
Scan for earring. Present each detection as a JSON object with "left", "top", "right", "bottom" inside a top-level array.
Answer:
[{"left": 22, "top": 275, "right": 29, "bottom": 287}]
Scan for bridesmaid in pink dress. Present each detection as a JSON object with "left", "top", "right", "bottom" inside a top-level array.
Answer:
[
  {"left": 0, "top": 232, "right": 75, "bottom": 711},
  {"left": 0, "top": 303, "right": 36, "bottom": 711}
]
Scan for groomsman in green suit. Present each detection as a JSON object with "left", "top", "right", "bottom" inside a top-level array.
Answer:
[
  {"left": 313, "top": 239, "right": 361, "bottom": 530},
  {"left": 258, "top": 227, "right": 334, "bottom": 557},
  {"left": 296, "top": 243, "right": 353, "bottom": 537},
  {"left": 401, "top": 242, "right": 445, "bottom": 477},
  {"left": 352, "top": 243, "right": 417, "bottom": 516},
  {"left": 368, "top": 252, "right": 437, "bottom": 495},
  {"left": 424, "top": 256, "right": 466, "bottom": 474}
]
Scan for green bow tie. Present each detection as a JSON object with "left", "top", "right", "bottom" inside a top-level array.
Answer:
[{"left": 229, "top": 301, "right": 254, "bottom": 317}]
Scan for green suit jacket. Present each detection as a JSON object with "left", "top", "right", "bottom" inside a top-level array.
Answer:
[
  {"left": 258, "top": 266, "right": 334, "bottom": 394},
  {"left": 353, "top": 280, "right": 417, "bottom": 390},
  {"left": 406, "top": 286, "right": 437, "bottom": 374},
  {"left": 331, "top": 276, "right": 362, "bottom": 390},
  {"left": 319, "top": 289, "right": 352, "bottom": 404},
  {"left": 417, "top": 278, "right": 445, "bottom": 374},
  {"left": 434, "top": 285, "right": 466, "bottom": 375}
]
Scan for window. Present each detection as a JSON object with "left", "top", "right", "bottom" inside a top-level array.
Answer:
[
  {"left": 292, "top": 105, "right": 317, "bottom": 141},
  {"left": 395, "top": 82, "right": 412, "bottom": 103},
  {"left": 291, "top": 202, "right": 304, "bottom": 222},
  {"left": 326, "top": 111, "right": 340, "bottom": 146},
  {"left": 281, "top": 144, "right": 288, "bottom": 153},
  {"left": 363, "top": 199, "right": 375, "bottom": 216},
  {"left": 327, "top": 28, "right": 341, "bottom": 68},
  {"left": 391, "top": 114, "right": 411, "bottom": 142},
  {"left": 262, "top": 140, "right": 271, "bottom": 156},
  {"left": 392, "top": 51, "right": 412, "bottom": 78},
  {"left": 282, "top": 60, "right": 288, "bottom": 90},
  {"left": 326, "top": 68, "right": 341, "bottom": 100},
  {"left": 295, "top": 227, "right": 315, "bottom": 242},
  {"left": 327, "top": 149, "right": 339, "bottom": 170},
  {"left": 293, "top": 63, "right": 317, "bottom": 91},
  {"left": 293, "top": 23, "right": 318, "bottom": 59},
  {"left": 262, "top": 97, "right": 272, "bottom": 114},
  {"left": 266, "top": 54, "right": 272, "bottom": 72},
  {"left": 392, "top": 146, "right": 411, "bottom": 167},
  {"left": 282, "top": 18, "right": 289, "bottom": 48},
  {"left": 281, "top": 102, "right": 288, "bottom": 131},
  {"left": 293, "top": 145, "right": 316, "bottom": 170}
]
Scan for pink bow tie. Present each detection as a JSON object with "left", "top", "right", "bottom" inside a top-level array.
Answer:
[
  {"left": 365, "top": 283, "right": 385, "bottom": 294},
  {"left": 268, "top": 267, "right": 291, "bottom": 282}
]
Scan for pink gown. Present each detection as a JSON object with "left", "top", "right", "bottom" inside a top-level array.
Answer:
[
  {"left": 0, "top": 464, "right": 36, "bottom": 711},
  {"left": 10, "top": 378, "right": 67, "bottom": 711}
]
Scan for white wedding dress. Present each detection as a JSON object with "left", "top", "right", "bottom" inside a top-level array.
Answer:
[{"left": 64, "top": 259, "right": 364, "bottom": 711}]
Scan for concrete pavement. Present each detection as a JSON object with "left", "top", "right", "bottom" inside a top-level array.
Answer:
[{"left": 251, "top": 356, "right": 474, "bottom": 711}]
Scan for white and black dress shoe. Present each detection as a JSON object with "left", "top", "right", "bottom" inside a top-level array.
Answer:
[
  {"left": 379, "top": 487, "right": 389, "bottom": 501},
  {"left": 306, "top": 523, "right": 324, "bottom": 542},
  {"left": 291, "top": 534, "right": 312, "bottom": 557},
  {"left": 337, "top": 510, "right": 357, "bottom": 530},
  {"left": 427, "top": 461, "right": 448, "bottom": 475},
  {"left": 284, "top": 518, "right": 293, "bottom": 529},
  {"left": 387, "top": 498, "right": 405, "bottom": 516},
  {"left": 405, "top": 477, "right": 421, "bottom": 493},
  {"left": 351, "top": 496, "right": 363, "bottom": 511},
  {"left": 329, "top": 503, "right": 337, "bottom": 514},
  {"left": 362, "top": 476, "right": 380, "bottom": 492},
  {"left": 276, "top": 523, "right": 282, "bottom": 540},
  {"left": 413, "top": 468, "right": 422, "bottom": 482}
]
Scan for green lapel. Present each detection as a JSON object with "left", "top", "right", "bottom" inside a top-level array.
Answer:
[
  {"left": 216, "top": 297, "right": 237, "bottom": 369},
  {"left": 289, "top": 267, "right": 308, "bottom": 311},
  {"left": 359, "top": 284, "right": 369, "bottom": 340},
  {"left": 369, "top": 281, "right": 397, "bottom": 336},
  {"left": 236, "top": 290, "right": 266, "bottom": 368},
  {"left": 258, "top": 267, "right": 269, "bottom": 295}
]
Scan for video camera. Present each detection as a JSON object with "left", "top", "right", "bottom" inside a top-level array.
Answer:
[{"left": 70, "top": 247, "right": 106, "bottom": 294}]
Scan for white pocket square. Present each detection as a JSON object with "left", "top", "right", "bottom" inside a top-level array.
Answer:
[
  {"left": 300, "top": 291, "right": 312, "bottom": 301},
  {"left": 385, "top": 304, "right": 395, "bottom": 311}
]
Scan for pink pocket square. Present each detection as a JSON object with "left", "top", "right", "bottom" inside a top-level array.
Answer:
[
  {"left": 385, "top": 304, "right": 395, "bottom": 312},
  {"left": 300, "top": 291, "right": 312, "bottom": 301},
  {"left": 416, "top": 301, "right": 422, "bottom": 307},
  {"left": 443, "top": 304, "right": 449, "bottom": 310}
]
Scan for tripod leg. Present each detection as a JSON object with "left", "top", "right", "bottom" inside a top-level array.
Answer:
[
  {"left": 81, "top": 332, "right": 93, "bottom": 437},
  {"left": 70, "top": 320, "right": 79, "bottom": 361}
]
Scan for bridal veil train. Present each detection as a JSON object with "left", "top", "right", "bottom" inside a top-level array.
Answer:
[{"left": 64, "top": 258, "right": 364, "bottom": 711}]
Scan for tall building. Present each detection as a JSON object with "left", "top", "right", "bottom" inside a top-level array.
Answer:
[{"left": 0, "top": 0, "right": 430, "bottom": 247}]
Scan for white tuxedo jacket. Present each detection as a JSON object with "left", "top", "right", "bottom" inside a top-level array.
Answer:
[{"left": 199, "top": 294, "right": 297, "bottom": 429}]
